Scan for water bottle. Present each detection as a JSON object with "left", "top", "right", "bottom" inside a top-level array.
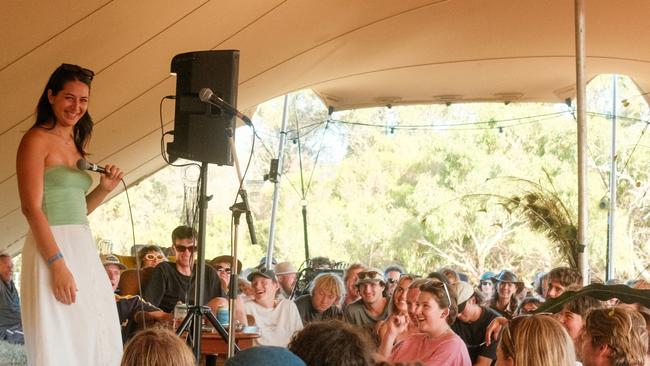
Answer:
[
  {"left": 217, "top": 305, "right": 229, "bottom": 326},
  {"left": 173, "top": 302, "right": 188, "bottom": 329}
]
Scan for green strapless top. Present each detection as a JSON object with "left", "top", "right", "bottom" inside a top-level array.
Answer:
[{"left": 42, "top": 165, "right": 92, "bottom": 225}]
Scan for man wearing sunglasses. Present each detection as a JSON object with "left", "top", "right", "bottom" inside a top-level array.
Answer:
[
  {"left": 143, "top": 226, "right": 225, "bottom": 314},
  {"left": 451, "top": 281, "right": 500, "bottom": 366},
  {"left": 343, "top": 268, "right": 390, "bottom": 340}
]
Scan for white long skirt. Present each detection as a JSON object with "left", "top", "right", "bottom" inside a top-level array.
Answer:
[{"left": 21, "top": 225, "right": 122, "bottom": 366}]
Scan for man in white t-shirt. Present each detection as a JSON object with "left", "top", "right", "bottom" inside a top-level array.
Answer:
[{"left": 243, "top": 268, "right": 303, "bottom": 347}]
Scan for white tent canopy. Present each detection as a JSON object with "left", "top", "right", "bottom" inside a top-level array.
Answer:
[{"left": 2, "top": 0, "right": 650, "bottom": 254}]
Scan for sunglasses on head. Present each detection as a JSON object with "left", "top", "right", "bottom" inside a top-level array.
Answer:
[
  {"left": 59, "top": 63, "right": 94, "bottom": 81},
  {"left": 421, "top": 281, "right": 452, "bottom": 309},
  {"left": 358, "top": 271, "right": 382, "bottom": 281},
  {"left": 174, "top": 245, "right": 196, "bottom": 253},
  {"left": 144, "top": 253, "right": 164, "bottom": 261},
  {"left": 215, "top": 266, "right": 231, "bottom": 274}
]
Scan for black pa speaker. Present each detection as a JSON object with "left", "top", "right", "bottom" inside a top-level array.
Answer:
[{"left": 167, "top": 50, "right": 239, "bottom": 165}]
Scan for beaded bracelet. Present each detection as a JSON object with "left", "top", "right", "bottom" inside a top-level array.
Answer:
[{"left": 46, "top": 252, "right": 63, "bottom": 266}]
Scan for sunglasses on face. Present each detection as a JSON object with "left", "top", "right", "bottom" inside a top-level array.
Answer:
[
  {"left": 480, "top": 281, "right": 493, "bottom": 286},
  {"left": 387, "top": 278, "right": 398, "bottom": 284},
  {"left": 215, "top": 266, "right": 232, "bottom": 274},
  {"left": 59, "top": 63, "right": 95, "bottom": 81},
  {"left": 174, "top": 245, "right": 196, "bottom": 253},
  {"left": 358, "top": 271, "right": 382, "bottom": 281},
  {"left": 144, "top": 253, "right": 164, "bottom": 261}
]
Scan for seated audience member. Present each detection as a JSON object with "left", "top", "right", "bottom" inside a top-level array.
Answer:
[
  {"left": 137, "top": 245, "right": 167, "bottom": 269},
  {"left": 209, "top": 255, "right": 242, "bottom": 296},
  {"left": 275, "top": 262, "right": 298, "bottom": 298},
  {"left": 578, "top": 307, "right": 648, "bottom": 366},
  {"left": 440, "top": 267, "right": 461, "bottom": 285},
  {"left": 451, "top": 281, "right": 500, "bottom": 366},
  {"left": 514, "top": 296, "right": 542, "bottom": 316},
  {"left": 143, "top": 226, "right": 225, "bottom": 313},
  {"left": 497, "top": 314, "right": 576, "bottom": 366},
  {"left": 120, "top": 327, "right": 195, "bottom": 366},
  {"left": 379, "top": 281, "right": 471, "bottom": 366},
  {"left": 343, "top": 263, "right": 365, "bottom": 309},
  {"left": 0, "top": 254, "right": 23, "bottom": 344},
  {"left": 101, "top": 254, "right": 170, "bottom": 343},
  {"left": 294, "top": 273, "right": 344, "bottom": 324},
  {"left": 289, "top": 320, "right": 377, "bottom": 366},
  {"left": 531, "top": 271, "right": 548, "bottom": 299},
  {"left": 478, "top": 272, "right": 495, "bottom": 305},
  {"left": 378, "top": 274, "right": 417, "bottom": 344},
  {"left": 225, "top": 345, "right": 306, "bottom": 366},
  {"left": 243, "top": 268, "right": 303, "bottom": 347},
  {"left": 384, "top": 265, "right": 406, "bottom": 298},
  {"left": 489, "top": 270, "right": 524, "bottom": 319},
  {"left": 344, "top": 268, "right": 391, "bottom": 341},
  {"left": 546, "top": 267, "right": 582, "bottom": 299},
  {"left": 310, "top": 256, "right": 333, "bottom": 269},
  {"left": 555, "top": 292, "right": 602, "bottom": 350}
]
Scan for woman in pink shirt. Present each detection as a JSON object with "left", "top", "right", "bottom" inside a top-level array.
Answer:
[{"left": 379, "top": 281, "right": 471, "bottom": 366}]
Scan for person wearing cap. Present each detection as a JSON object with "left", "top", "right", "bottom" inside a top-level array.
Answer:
[
  {"left": 275, "top": 261, "right": 297, "bottom": 299},
  {"left": 243, "top": 268, "right": 303, "bottom": 347},
  {"left": 101, "top": 254, "right": 170, "bottom": 343},
  {"left": 450, "top": 281, "right": 500, "bottom": 366},
  {"left": 477, "top": 272, "right": 495, "bottom": 305},
  {"left": 489, "top": 270, "right": 524, "bottom": 319},
  {"left": 343, "top": 268, "right": 390, "bottom": 341},
  {"left": 209, "top": 255, "right": 242, "bottom": 296},
  {"left": 142, "top": 226, "right": 225, "bottom": 314}
]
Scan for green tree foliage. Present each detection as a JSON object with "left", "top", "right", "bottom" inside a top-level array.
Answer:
[{"left": 90, "top": 75, "right": 650, "bottom": 284}]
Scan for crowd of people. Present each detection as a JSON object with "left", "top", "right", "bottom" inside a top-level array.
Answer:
[
  {"left": 4, "top": 62, "right": 649, "bottom": 365},
  {"left": 101, "top": 224, "right": 649, "bottom": 365}
]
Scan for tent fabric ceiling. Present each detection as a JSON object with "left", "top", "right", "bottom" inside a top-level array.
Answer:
[{"left": 1, "top": 0, "right": 650, "bottom": 255}]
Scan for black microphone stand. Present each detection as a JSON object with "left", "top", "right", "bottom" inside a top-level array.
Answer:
[{"left": 175, "top": 161, "right": 239, "bottom": 365}]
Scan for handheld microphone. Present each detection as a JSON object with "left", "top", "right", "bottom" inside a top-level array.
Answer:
[
  {"left": 76, "top": 159, "right": 107, "bottom": 174},
  {"left": 198, "top": 88, "right": 253, "bottom": 127}
]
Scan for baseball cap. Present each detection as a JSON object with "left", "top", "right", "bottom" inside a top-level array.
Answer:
[
  {"left": 225, "top": 346, "right": 305, "bottom": 366},
  {"left": 101, "top": 254, "right": 126, "bottom": 270},
  {"left": 247, "top": 268, "right": 278, "bottom": 282},
  {"left": 452, "top": 281, "right": 474, "bottom": 305}
]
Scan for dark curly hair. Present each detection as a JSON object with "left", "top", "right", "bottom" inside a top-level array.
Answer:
[
  {"left": 288, "top": 320, "right": 376, "bottom": 366},
  {"left": 34, "top": 63, "right": 94, "bottom": 157}
]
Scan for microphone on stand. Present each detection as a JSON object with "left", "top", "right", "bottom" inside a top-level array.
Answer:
[
  {"left": 198, "top": 88, "right": 253, "bottom": 127},
  {"left": 76, "top": 159, "right": 107, "bottom": 174}
]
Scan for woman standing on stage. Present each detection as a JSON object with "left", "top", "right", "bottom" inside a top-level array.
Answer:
[{"left": 17, "top": 63, "right": 124, "bottom": 365}]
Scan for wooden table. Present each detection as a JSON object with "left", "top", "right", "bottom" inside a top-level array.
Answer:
[{"left": 181, "top": 330, "right": 259, "bottom": 356}]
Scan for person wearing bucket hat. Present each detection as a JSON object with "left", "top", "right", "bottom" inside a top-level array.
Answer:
[
  {"left": 489, "top": 270, "right": 524, "bottom": 319},
  {"left": 451, "top": 281, "right": 501, "bottom": 365},
  {"left": 209, "top": 255, "right": 242, "bottom": 296},
  {"left": 243, "top": 268, "right": 303, "bottom": 347},
  {"left": 343, "top": 268, "right": 390, "bottom": 339},
  {"left": 478, "top": 271, "right": 495, "bottom": 304}
]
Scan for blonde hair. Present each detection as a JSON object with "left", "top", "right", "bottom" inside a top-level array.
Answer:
[
  {"left": 310, "top": 273, "right": 345, "bottom": 305},
  {"left": 584, "top": 307, "right": 648, "bottom": 366},
  {"left": 499, "top": 315, "right": 575, "bottom": 366},
  {"left": 121, "top": 327, "right": 195, "bottom": 366}
]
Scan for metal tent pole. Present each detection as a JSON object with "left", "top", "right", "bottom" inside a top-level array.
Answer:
[
  {"left": 266, "top": 95, "right": 290, "bottom": 269},
  {"left": 575, "top": 0, "right": 589, "bottom": 285},
  {"left": 606, "top": 75, "right": 617, "bottom": 281}
]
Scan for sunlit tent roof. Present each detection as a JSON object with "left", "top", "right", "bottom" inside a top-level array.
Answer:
[{"left": 2, "top": 0, "right": 650, "bottom": 255}]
